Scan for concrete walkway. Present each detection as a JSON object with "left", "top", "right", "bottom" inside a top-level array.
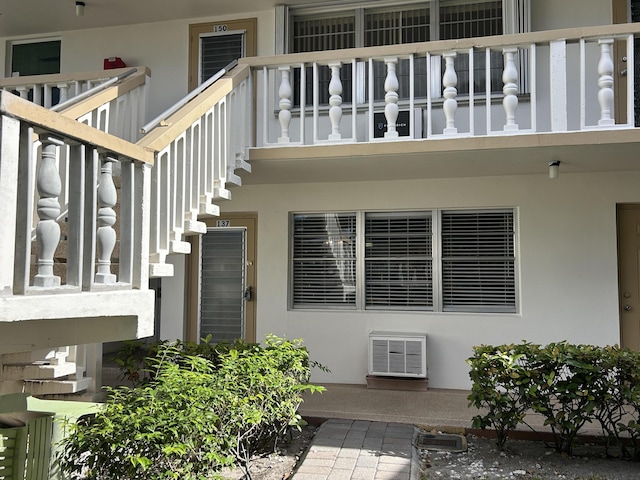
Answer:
[{"left": 292, "top": 419, "right": 418, "bottom": 480}]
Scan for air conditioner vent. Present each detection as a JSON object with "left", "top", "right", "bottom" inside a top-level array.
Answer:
[{"left": 368, "top": 331, "right": 427, "bottom": 378}]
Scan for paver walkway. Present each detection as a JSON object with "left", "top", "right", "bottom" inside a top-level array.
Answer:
[{"left": 292, "top": 419, "right": 418, "bottom": 480}]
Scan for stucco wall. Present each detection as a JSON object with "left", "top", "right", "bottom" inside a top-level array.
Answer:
[
  {"left": 1, "top": 9, "right": 275, "bottom": 120},
  {"left": 216, "top": 171, "right": 632, "bottom": 389}
]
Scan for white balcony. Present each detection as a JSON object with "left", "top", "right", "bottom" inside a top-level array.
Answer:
[{"left": 242, "top": 23, "right": 640, "bottom": 184}]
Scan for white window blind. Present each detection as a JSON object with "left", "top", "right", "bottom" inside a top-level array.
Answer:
[
  {"left": 291, "top": 209, "right": 517, "bottom": 313},
  {"left": 292, "top": 213, "right": 357, "bottom": 307},
  {"left": 365, "top": 212, "right": 433, "bottom": 309},
  {"left": 441, "top": 210, "right": 516, "bottom": 312}
]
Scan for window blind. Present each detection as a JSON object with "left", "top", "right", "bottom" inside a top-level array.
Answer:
[
  {"left": 365, "top": 212, "right": 433, "bottom": 309},
  {"left": 441, "top": 210, "right": 516, "bottom": 312},
  {"left": 292, "top": 213, "right": 357, "bottom": 307}
]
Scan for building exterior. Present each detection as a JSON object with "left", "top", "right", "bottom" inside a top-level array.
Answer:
[{"left": 1, "top": 0, "right": 640, "bottom": 395}]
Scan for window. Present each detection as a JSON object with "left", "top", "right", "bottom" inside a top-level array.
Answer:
[
  {"left": 291, "top": 209, "right": 517, "bottom": 313},
  {"left": 284, "top": 0, "right": 529, "bottom": 102}
]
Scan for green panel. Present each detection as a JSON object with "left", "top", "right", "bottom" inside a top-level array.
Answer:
[{"left": 11, "top": 41, "right": 61, "bottom": 76}]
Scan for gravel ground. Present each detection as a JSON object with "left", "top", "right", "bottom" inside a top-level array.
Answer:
[{"left": 419, "top": 434, "right": 640, "bottom": 480}]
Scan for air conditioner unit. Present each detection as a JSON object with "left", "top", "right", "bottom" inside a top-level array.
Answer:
[{"left": 368, "top": 331, "right": 427, "bottom": 378}]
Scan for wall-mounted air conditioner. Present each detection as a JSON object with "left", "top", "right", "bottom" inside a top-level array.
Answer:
[{"left": 368, "top": 331, "right": 427, "bottom": 378}]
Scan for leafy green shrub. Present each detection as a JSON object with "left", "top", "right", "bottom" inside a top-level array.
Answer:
[
  {"left": 58, "top": 335, "right": 325, "bottom": 479},
  {"left": 467, "top": 343, "right": 538, "bottom": 449},
  {"left": 468, "top": 341, "right": 640, "bottom": 458}
]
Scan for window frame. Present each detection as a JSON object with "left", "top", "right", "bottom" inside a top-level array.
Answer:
[
  {"left": 289, "top": 208, "right": 519, "bottom": 314},
  {"left": 280, "top": 0, "right": 530, "bottom": 102}
]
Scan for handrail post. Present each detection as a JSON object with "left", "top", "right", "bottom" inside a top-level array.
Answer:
[{"left": 0, "top": 114, "right": 21, "bottom": 296}]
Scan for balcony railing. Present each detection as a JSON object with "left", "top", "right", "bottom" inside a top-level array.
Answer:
[
  {"left": 0, "top": 67, "right": 150, "bottom": 143},
  {"left": 241, "top": 23, "right": 640, "bottom": 147},
  {"left": 0, "top": 91, "right": 153, "bottom": 298}
]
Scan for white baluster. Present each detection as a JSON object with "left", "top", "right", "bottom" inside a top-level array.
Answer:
[
  {"left": 278, "top": 66, "right": 292, "bottom": 143},
  {"left": 34, "top": 140, "right": 62, "bottom": 287},
  {"left": 57, "top": 82, "right": 70, "bottom": 104},
  {"left": 442, "top": 52, "right": 458, "bottom": 135},
  {"left": 597, "top": 38, "right": 615, "bottom": 127},
  {"left": 328, "top": 62, "right": 343, "bottom": 141},
  {"left": 502, "top": 47, "right": 519, "bottom": 132},
  {"left": 384, "top": 57, "right": 399, "bottom": 139},
  {"left": 15, "top": 86, "right": 29, "bottom": 100},
  {"left": 95, "top": 156, "right": 118, "bottom": 284}
]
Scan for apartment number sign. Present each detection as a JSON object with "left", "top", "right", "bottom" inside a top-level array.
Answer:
[
  {"left": 216, "top": 220, "right": 231, "bottom": 227},
  {"left": 213, "top": 24, "right": 228, "bottom": 33}
]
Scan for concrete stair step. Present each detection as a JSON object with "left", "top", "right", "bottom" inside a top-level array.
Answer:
[
  {"left": 2, "top": 349, "right": 68, "bottom": 364},
  {"left": 2, "top": 361, "right": 78, "bottom": 380},
  {"left": 23, "top": 377, "right": 93, "bottom": 395}
]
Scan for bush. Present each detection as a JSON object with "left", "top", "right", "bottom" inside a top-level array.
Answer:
[
  {"left": 467, "top": 341, "right": 640, "bottom": 457},
  {"left": 58, "top": 335, "right": 325, "bottom": 479}
]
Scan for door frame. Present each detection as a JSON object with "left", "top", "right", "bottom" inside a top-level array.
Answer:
[
  {"left": 186, "top": 213, "right": 257, "bottom": 344},
  {"left": 616, "top": 203, "right": 640, "bottom": 349},
  {"left": 188, "top": 18, "right": 257, "bottom": 91}
]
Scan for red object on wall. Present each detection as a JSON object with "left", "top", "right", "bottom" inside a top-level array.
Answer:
[{"left": 104, "top": 57, "right": 126, "bottom": 69}]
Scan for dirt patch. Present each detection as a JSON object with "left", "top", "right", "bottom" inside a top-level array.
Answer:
[
  {"left": 219, "top": 425, "right": 316, "bottom": 480},
  {"left": 420, "top": 434, "right": 639, "bottom": 479}
]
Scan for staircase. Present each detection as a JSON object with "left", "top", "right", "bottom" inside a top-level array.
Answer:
[{"left": 0, "top": 63, "right": 252, "bottom": 398}]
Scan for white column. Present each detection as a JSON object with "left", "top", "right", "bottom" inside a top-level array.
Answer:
[
  {"left": 278, "top": 66, "right": 292, "bottom": 143},
  {"left": 502, "top": 47, "right": 519, "bottom": 132},
  {"left": 57, "top": 82, "right": 70, "bottom": 104},
  {"left": 597, "top": 38, "right": 615, "bottom": 127},
  {"left": 95, "top": 155, "right": 118, "bottom": 284},
  {"left": 442, "top": 52, "right": 458, "bottom": 135},
  {"left": 384, "top": 57, "right": 399, "bottom": 139},
  {"left": 327, "top": 62, "right": 343, "bottom": 141},
  {"left": 34, "top": 140, "right": 62, "bottom": 287}
]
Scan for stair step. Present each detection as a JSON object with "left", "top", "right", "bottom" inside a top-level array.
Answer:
[
  {"left": 3, "top": 362, "right": 78, "bottom": 380},
  {"left": 2, "top": 349, "right": 67, "bottom": 364},
  {"left": 24, "top": 377, "right": 93, "bottom": 395}
]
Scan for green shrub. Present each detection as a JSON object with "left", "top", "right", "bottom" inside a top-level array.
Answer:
[
  {"left": 467, "top": 342, "right": 538, "bottom": 449},
  {"left": 58, "top": 335, "right": 325, "bottom": 479},
  {"left": 467, "top": 341, "right": 640, "bottom": 458}
]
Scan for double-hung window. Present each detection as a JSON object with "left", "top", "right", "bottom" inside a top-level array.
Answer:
[
  {"left": 281, "top": 0, "right": 530, "bottom": 103},
  {"left": 290, "top": 209, "right": 517, "bottom": 313}
]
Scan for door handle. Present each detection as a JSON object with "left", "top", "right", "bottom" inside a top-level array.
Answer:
[
  {"left": 244, "top": 285, "right": 253, "bottom": 301},
  {"left": 624, "top": 304, "right": 632, "bottom": 311}
]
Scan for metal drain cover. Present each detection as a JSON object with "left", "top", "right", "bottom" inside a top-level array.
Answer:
[{"left": 416, "top": 433, "right": 467, "bottom": 452}]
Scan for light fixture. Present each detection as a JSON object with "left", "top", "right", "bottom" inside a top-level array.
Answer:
[
  {"left": 548, "top": 160, "right": 560, "bottom": 179},
  {"left": 75, "top": 1, "right": 85, "bottom": 16}
]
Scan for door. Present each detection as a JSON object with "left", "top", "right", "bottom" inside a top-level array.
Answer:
[
  {"left": 187, "top": 214, "right": 257, "bottom": 344},
  {"left": 613, "top": 0, "right": 640, "bottom": 125},
  {"left": 617, "top": 204, "right": 640, "bottom": 350},
  {"left": 188, "top": 18, "right": 257, "bottom": 91}
]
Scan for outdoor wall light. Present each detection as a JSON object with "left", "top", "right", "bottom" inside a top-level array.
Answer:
[
  {"left": 549, "top": 160, "right": 560, "bottom": 179},
  {"left": 76, "top": 1, "right": 85, "bottom": 17}
]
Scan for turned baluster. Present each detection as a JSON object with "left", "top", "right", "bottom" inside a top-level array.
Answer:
[
  {"left": 278, "top": 66, "right": 292, "bottom": 143},
  {"left": 328, "top": 62, "right": 343, "bottom": 141},
  {"left": 384, "top": 57, "right": 399, "bottom": 139},
  {"left": 57, "top": 82, "right": 70, "bottom": 104},
  {"left": 443, "top": 52, "right": 458, "bottom": 135},
  {"left": 597, "top": 38, "right": 615, "bottom": 127},
  {"left": 34, "top": 139, "right": 62, "bottom": 287},
  {"left": 502, "top": 48, "right": 519, "bottom": 132},
  {"left": 95, "top": 155, "right": 118, "bottom": 284}
]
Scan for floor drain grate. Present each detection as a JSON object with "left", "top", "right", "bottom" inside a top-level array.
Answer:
[{"left": 416, "top": 433, "right": 467, "bottom": 452}]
